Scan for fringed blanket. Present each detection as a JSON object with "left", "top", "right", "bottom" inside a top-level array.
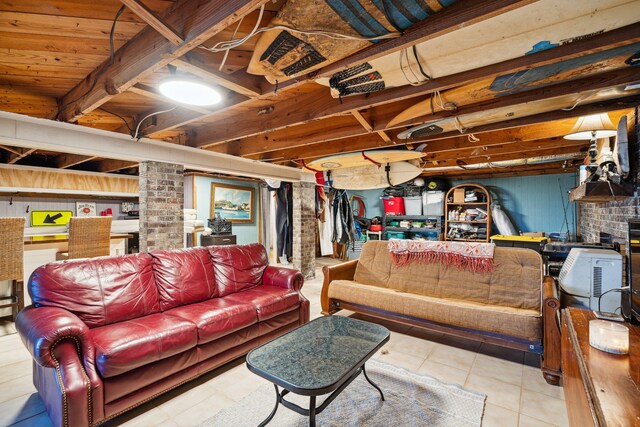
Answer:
[{"left": 387, "top": 240, "right": 495, "bottom": 273}]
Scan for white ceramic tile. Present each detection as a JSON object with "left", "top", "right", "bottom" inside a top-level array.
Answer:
[
  {"left": 7, "top": 411, "right": 53, "bottom": 427},
  {"left": 428, "top": 344, "right": 477, "bottom": 371},
  {"left": 388, "top": 333, "right": 439, "bottom": 359},
  {"left": 417, "top": 360, "right": 468, "bottom": 386},
  {"left": 171, "top": 393, "right": 235, "bottom": 427},
  {"left": 373, "top": 350, "right": 426, "bottom": 372},
  {"left": 0, "top": 393, "right": 46, "bottom": 426},
  {"left": 0, "top": 378, "right": 37, "bottom": 405},
  {"left": 520, "top": 389, "right": 569, "bottom": 427},
  {"left": 471, "top": 354, "right": 523, "bottom": 387},
  {"left": 522, "top": 365, "right": 565, "bottom": 400},
  {"left": 519, "top": 414, "right": 557, "bottom": 427},
  {"left": 465, "top": 373, "right": 522, "bottom": 412},
  {"left": 481, "top": 403, "right": 519, "bottom": 427}
]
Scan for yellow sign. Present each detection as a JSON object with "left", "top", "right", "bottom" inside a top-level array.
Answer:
[{"left": 31, "top": 211, "right": 73, "bottom": 227}]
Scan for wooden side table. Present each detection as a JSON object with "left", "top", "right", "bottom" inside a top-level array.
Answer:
[
  {"left": 201, "top": 234, "right": 237, "bottom": 246},
  {"left": 561, "top": 308, "right": 640, "bottom": 426}
]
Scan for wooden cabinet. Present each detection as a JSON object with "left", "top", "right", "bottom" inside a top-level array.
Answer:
[
  {"left": 561, "top": 308, "right": 640, "bottom": 427},
  {"left": 200, "top": 234, "right": 236, "bottom": 246},
  {"left": 444, "top": 183, "right": 491, "bottom": 242}
]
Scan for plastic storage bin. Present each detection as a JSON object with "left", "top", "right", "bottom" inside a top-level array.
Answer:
[
  {"left": 423, "top": 191, "right": 444, "bottom": 216},
  {"left": 387, "top": 231, "right": 406, "bottom": 239},
  {"left": 383, "top": 197, "right": 405, "bottom": 215},
  {"left": 403, "top": 196, "right": 422, "bottom": 216}
]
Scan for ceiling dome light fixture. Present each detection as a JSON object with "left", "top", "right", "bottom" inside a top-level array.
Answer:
[{"left": 158, "top": 79, "right": 222, "bottom": 106}]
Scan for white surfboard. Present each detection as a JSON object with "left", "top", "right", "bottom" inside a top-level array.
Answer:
[
  {"left": 307, "top": 149, "right": 424, "bottom": 171},
  {"left": 316, "top": 0, "right": 640, "bottom": 97},
  {"left": 330, "top": 161, "right": 421, "bottom": 190}
]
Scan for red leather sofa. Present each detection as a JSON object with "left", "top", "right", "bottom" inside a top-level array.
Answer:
[{"left": 16, "top": 243, "right": 309, "bottom": 427}]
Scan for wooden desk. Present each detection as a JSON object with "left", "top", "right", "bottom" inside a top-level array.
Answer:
[{"left": 561, "top": 308, "right": 640, "bottom": 427}]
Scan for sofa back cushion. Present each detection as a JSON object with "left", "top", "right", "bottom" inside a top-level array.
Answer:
[
  {"left": 151, "top": 247, "right": 217, "bottom": 311},
  {"left": 357, "top": 241, "right": 542, "bottom": 311},
  {"left": 29, "top": 253, "right": 160, "bottom": 328},
  {"left": 209, "top": 243, "right": 268, "bottom": 297},
  {"left": 354, "top": 242, "right": 392, "bottom": 288}
]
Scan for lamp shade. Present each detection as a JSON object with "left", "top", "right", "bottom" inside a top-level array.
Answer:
[
  {"left": 158, "top": 79, "right": 222, "bottom": 106},
  {"left": 564, "top": 113, "right": 617, "bottom": 140}
]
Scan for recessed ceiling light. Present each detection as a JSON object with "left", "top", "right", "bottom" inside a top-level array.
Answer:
[{"left": 158, "top": 79, "right": 222, "bottom": 106}]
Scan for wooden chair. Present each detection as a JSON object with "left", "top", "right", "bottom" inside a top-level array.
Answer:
[
  {"left": 0, "top": 217, "right": 25, "bottom": 321},
  {"left": 57, "top": 217, "right": 112, "bottom": 260}
]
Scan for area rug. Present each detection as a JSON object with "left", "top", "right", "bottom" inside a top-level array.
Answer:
[{"left": 199, "top": 359, "right": 486, "bottom": 426}]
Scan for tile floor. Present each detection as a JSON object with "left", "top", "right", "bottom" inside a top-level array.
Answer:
[{"left": 0, "top": 260, "right": 569, "bottom": 426}]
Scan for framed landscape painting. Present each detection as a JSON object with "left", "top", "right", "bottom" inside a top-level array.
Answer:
[{"left": 210, "top": 183, "right": 254, "bottom": 223}]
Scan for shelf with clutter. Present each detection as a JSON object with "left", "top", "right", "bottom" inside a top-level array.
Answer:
[{"left": 444, "top": 183, "right": 492, "bottom": 242}]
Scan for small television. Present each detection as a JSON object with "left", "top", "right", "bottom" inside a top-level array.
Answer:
[{"left": 626, "top": 220, "right": 640, "bottom": 324}]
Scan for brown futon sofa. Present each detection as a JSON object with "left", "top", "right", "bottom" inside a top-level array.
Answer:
[{"left": 321, "top": 241, "right": 561, "bottom": 384}]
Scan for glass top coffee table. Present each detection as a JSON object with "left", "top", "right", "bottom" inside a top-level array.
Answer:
[{"left": 246, "top": 315, "right": 390, "bottom": 427}]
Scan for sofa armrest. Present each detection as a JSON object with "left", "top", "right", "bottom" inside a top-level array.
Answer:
[
  {"left": 262, "top": 265, "right": 304, "bottom": 291},
  {"left": 16, "top": 305, "right": 94, "bottom": 369},
  {"left": 541, "top": 275, "right": 562, "bottom": 384},
  {"left": 321, "top": 259, "right": 359, "bottom": 315}
]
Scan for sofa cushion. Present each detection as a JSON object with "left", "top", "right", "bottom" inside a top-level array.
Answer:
[
  {"left": 164, "top": 297, "right": 257, "bottom": 344},
  {"left": 354, "top": 241, "right": 392, "bottom": 288},
  {"left": 29, "top": 253, "right": 160, "bottom": 328},
  {"left": 91, "top": 313, "right": 198, "bottom": 377},
  {"left": 329, "top": 280, "right": 542, "bottom": 342},
  {"left": 151, "top": 247, "right": 217, "bottom": 311},
  {"left": 208, "top": 243, "right": 268, "bottom": 297},
  {"left": 225, "top": 286, "right": 300, "bottom": 321},
  {"left": 358, "top": 241, "right": 543, "bottom": 311}
]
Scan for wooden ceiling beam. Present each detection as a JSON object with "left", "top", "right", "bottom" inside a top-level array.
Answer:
[
  {"left": 54, "top": 153, "right": 98, "bottom": 169},
  {"left": 0, "top": 144, "right": 21, "bottom": 156},
  {"left": 56, "top": 0, "right": 270, "bottom": 122},
  {"left": 244, "top": 94, "right": 640, "bottom": 162},
  {"left": 172, "top": 53, "right": 262, "bottom": 98},
  {"left": 350, "top": 110, "right": 395, "bottom": 145},
  {"left": 6, "top": 148, "right": 36, "bottom": 164},
  {"left": 421, "top": 160, "right": 578, "bottom": 177},
  {"left": 191, "top": 22, "right": 640, "bottom": 147},
  {"left": 92, "top": 159, "right": 139, "bottom": 173},
  {"left": 423, "top": 141, "right": 587, "bottom": 166},
  {"left": 315, "top": 0, "right": 536, "bottom": 78},
  {"left": 120, "top": 0, "right": 184, "bottom": 45}
]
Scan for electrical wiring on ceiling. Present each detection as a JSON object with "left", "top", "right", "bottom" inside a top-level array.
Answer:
[
  {"left": 199, "top": 4, "right": 401, "bottom": 55},
  {"left": 132, "top": 106, "right": 177, "bottom": 140}
]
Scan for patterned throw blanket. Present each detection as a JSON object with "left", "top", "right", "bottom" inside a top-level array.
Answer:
[{"left": 387, "top": 240, "right": 496, "bottom": 273}]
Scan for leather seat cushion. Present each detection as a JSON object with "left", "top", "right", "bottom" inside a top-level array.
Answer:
[
  {"left": 91, "top": 313, "right": 198, "bottom": 378},
  {"left": 329, "top": 280, "right": 542, "bottom": 342},
  {"left": 225, "top": 286, "right": 300, "bottom": 322},
  {"left": 164, "top": 297, "right": 257, "bottom": 344},
  {"left": 151, "top": 247, "right": 217, "bottom": 311},
  {"left": 208, "top": 243, "right": 268, "bottom": 297}
]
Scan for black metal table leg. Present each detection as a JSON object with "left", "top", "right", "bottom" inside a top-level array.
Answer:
[
  {"left": 362, "top": 364, "right": 385, "bottom": 401},
  {"left": 258, "top": 384, "right": 280, "bottom": 427},
  {"left": 309, "top": 396, "right": 316, "bottom": 427}
]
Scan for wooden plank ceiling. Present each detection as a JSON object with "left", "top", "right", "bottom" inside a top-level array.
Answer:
[{"left": 0, "top": 0, "right": 639, "bottom": 179}]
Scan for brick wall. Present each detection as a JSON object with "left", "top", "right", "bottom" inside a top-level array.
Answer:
[
  {"left": 139, "top": 161, "right": 184, "bottom": 252},
  {"left": 292, "top": 181, "right": 316, "bottom": 279},
  {"left": 579, "top": 110, "right": 639, "bottom": 242}
]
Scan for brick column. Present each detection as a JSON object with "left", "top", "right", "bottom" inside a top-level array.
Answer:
[
  {"left": 292, "top": 181, "right": 316, "bottom": 279},
  {"left": 139, "top": 161, "right": 184, "bottom": 252}
]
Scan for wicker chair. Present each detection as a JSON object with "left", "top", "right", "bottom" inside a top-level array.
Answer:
[
  {"left": 0, "top": 217, "right": 25, "bottom": 321},
  {"left": 56, "top": 217, "right": 112, "bottom": 260}
]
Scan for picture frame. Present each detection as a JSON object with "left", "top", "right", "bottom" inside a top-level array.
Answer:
[
  {"left": 210, "top": 183, "right": 254, "bottom": 223},
  {"left": 76, "top": 202, "right": 97, "bottom": 217}
]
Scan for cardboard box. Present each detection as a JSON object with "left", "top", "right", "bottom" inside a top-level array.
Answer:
[
  {"left": 520, "top": 232, "right": 545, "bottom": 237},
  {"left": 453, "top": 188, "right": 465, "bottom": 204}
]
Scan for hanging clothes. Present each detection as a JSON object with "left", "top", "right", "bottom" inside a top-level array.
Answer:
[
  {"left": 331, "top": 189, "right": 356, "bottom": 246},
  {"left": 316, "top": 185, "right": 333, "bottom": 256},
  {"left": 269, "top": 182, "right": 293, "bottom": 263}
]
